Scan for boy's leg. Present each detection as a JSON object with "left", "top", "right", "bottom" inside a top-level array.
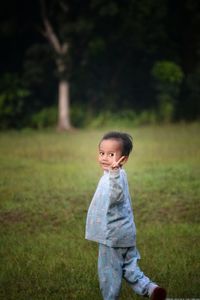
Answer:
[
  {"left": 98, "top": 244, "right": 123, "bottom": 300},
  {"left": 123, "top": 247, "right": 158, "bottom": 297}
]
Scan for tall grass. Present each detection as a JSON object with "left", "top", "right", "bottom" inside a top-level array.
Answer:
[{"left": 0, "top": 123, "right": 199, "bottom": 299}]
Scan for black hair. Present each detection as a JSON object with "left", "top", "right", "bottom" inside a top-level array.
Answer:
[{"left": 100, "top": 131, "right": 133, "bottom": 156}]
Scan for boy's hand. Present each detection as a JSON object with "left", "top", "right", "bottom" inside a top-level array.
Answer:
[{"left": 110, "top": 153, "right": 126, "bottom": 170}]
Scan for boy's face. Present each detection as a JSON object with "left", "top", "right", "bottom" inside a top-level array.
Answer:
[{"left": 98, "top": 139, "right": 126, "bottom": 171}]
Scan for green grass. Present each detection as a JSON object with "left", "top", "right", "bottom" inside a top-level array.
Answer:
[{"left": 0, "top": 123, "right": 200, "bottom": 299}]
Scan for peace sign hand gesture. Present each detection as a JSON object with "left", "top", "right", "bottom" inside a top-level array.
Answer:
[{"left": 110, "top": 153, "right": 126, "bottom": 170}]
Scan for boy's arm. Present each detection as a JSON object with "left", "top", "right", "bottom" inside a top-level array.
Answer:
[
  {"left": 109, "top": 169, "right": 124, "bottom": 204},
  {"left": 108, "top": 154, "right": 125, "bottom": 204}
]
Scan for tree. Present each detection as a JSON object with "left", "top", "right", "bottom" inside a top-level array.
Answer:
[
  {"left": 39, "top": 0, "right": 71, "bottom": 131},
  {"left": 151, "top": 60, "right": 184, "bottom": 122}
]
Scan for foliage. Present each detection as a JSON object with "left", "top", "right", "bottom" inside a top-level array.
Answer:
[
  {"left": 1, "top": 0, "right": 200, "bottom": 128},
  {"left": 151, "top": 61, "right": 184, "bottom": 85},
  {"left": 88, "top": 109, "right": 158, "bottom": 128},
  {"left": 151, "top": 61, "right": 184, "bottom": 122},
  {"left": 156, "top": 94, "right": 175, "bottom": 123},
  {"left": 31, "top": 106, "right": 58, "bottom": 129},
  {"left": 0, "top": 73, "right": 30, "bottom": 129},
  {"left": 70, "top": 104, "right": 90, "bottom": 128},
  {"left": 20, "top": 0, "right": 170, "bottom": 121}
]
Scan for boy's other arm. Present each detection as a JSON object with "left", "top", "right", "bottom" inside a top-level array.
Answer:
[
  {"left": 109, "top": 169, "right": 124, "bottom": 204},
  {"left": 108, "top": 154, "right": 125, "bottom": 204}
]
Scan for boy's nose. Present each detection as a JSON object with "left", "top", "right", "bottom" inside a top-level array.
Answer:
[{"left": 102, "top": 155, "right": 108, "bottom": 161}]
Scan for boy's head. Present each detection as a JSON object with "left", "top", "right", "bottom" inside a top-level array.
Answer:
[{"left": 98, "top": 132, "right": 133, "bottom": 171}]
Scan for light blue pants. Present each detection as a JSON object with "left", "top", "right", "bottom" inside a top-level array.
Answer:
[{"left": 98, "top": 244, "right": 157, "bottom": 300}]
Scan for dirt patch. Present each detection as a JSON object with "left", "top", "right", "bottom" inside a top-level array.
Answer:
[
  {"left": 0, "top": 210, "right": 66, "bottom": 233},
  {"left": 0, "top": 211, "right": 28, "bottom": 225}
]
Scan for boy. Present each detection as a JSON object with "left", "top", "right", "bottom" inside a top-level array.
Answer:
[{"left": 85, "top": 132, "right": 167, "bottom": 300}]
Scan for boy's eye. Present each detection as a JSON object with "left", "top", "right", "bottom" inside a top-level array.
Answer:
[
  {"left": 109, "top": 153, "right": 114, "bottom": 157},
  {"left": 99, "top": 152, "right": 104, "bottom": 156}
]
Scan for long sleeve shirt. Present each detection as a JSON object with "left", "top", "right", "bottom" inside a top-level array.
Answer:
[{"left": 85, "top": 168, "right": 136, "bottom": 247}]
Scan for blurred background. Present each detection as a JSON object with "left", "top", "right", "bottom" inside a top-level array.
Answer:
[{"left": 0, "top": 0, "right": 200, "bottom": 130}]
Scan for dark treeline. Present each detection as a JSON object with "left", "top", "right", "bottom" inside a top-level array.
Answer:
[{"left": 0, "top": 0, "right": 200, "bottom": 129}]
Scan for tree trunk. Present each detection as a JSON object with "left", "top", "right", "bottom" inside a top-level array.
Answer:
[
  {"left": 39, "top": 0, "right": 72, "bottom": 131},
  {"left": 57, "top": 79, "right": 71, "bottom": 131}
]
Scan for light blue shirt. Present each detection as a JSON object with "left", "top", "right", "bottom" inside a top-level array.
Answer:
[{"left": 85, "top": 168, "right": 136, "bottom": 247}]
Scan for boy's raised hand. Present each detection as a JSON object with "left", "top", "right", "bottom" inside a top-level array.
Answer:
[{"left": 110, "top": 153, "right": 126, "bottom": 170}]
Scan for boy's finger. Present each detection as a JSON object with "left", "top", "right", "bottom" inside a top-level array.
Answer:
[{"left": 116, "top": 156, "right": 125, "bottom": 165}]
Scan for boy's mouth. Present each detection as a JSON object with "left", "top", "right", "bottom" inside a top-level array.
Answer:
[{"left": 101, "top": 163, "right": 110, "bottom": 168}]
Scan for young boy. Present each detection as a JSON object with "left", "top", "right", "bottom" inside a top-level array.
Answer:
[{"left": 85, "top": 132, "right": 167, "bottom": 300}]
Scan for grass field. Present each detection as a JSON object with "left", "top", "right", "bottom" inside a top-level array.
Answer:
[{"left": 0, "top": 123, "right": 200, "bottom": 299}]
